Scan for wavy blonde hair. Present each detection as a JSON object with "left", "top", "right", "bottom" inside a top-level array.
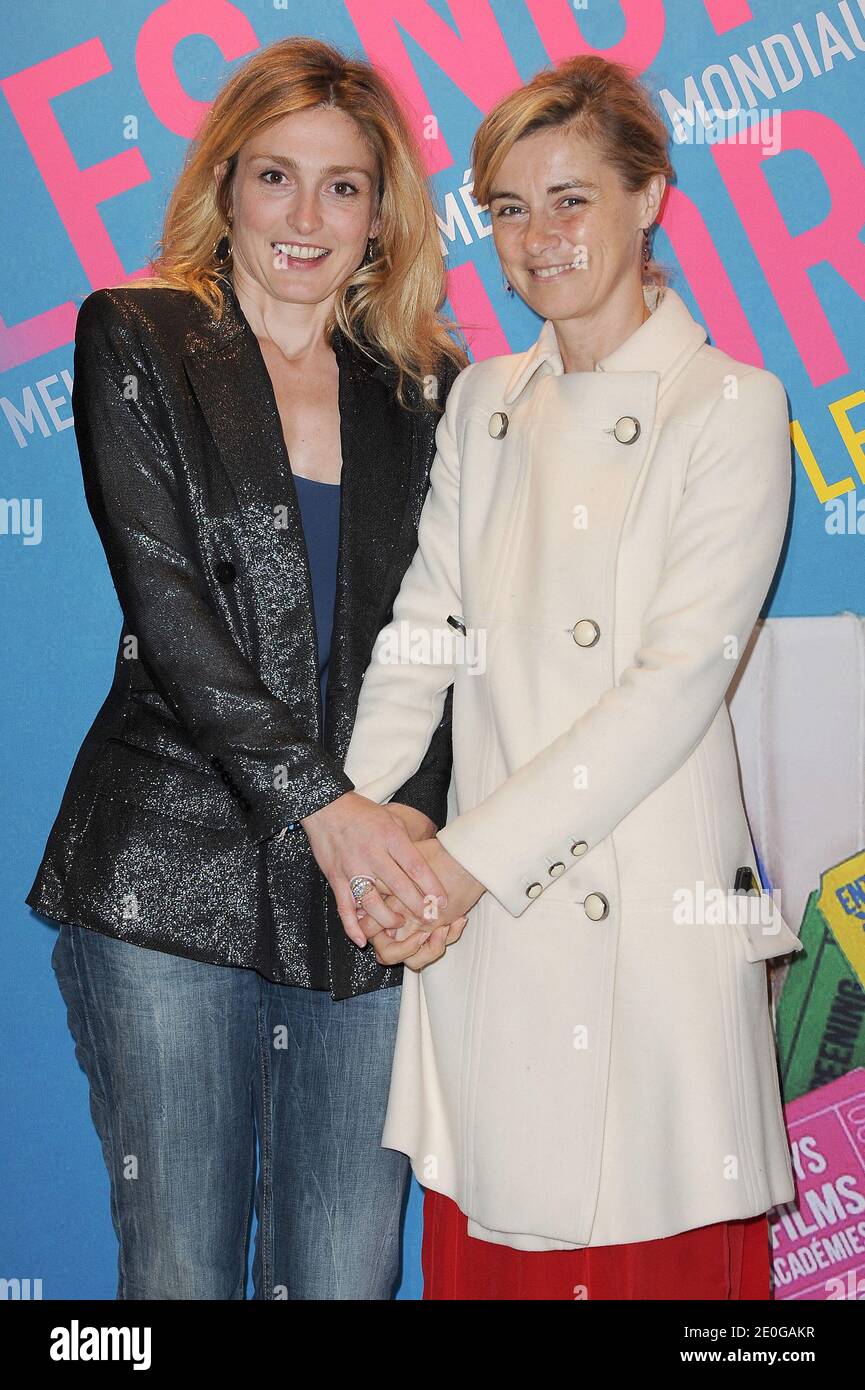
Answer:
[
  {"left": 471, "top": 55, "right": 674, "bottom": 289},
  {"left": 126, "top": 37, "right": 466, "bottom": 405}
]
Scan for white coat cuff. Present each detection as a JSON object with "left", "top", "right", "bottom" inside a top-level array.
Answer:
[{"left": 436, "top": 812, "right": 587, "bottom": 919}]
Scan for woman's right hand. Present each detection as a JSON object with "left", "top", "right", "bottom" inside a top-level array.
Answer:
[{"left": 301, "top": 792, "right": 449, "bottom": 948}]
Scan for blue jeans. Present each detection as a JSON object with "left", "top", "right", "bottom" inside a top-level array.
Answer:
[{"left": 51, "top": 923, "right": 409, "bottom": 1300}]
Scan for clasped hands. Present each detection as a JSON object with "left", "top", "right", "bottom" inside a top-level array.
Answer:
[{"left": 302, "top": 792, "right": 484, "bottom": 971}]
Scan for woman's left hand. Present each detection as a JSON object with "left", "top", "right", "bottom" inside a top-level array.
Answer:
[
  {"left": 353, "top": 802, "right": 436, "bottom": 923},
  {"left": 361, "top": 836, "right": 484, "bottom": 966},
  {"left": 393, "top": 835, "right": 483, "bottom": 928},
  {"left": 385, "top": 802, "right": 438, "bottom": 843}
]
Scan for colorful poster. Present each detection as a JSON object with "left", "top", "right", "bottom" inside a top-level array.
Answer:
[{"left": 771, "top": 1069, "right": 865, "bottom": 1300}]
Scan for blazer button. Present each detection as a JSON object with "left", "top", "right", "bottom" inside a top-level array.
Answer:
[
  {"left": 572, "top": 618, "right": 600, "bottom": 647},
  {"left": 214, "top": 560, "right": 236, "bottom": 584},
  {"left": 570, "top": 840, "right": 588, "bottom": 856},
  {"left": 584, "top": 892, "right": 610, "bottom": 921},
  {"left": 549, "top": 862, "right": 565, "bottom": 877},
  {"left": 613, "top": 416, "right": 641, "bottom": 444},
  {"left": 488, "top": 411, "right": 509, "bottom": 439},
  {"left": 525, "top": 882, "right": 543, "bottom": 899}
]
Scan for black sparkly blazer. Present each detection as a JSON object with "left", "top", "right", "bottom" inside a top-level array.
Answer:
[{"left": 26, "top": 273, "right": 458, "bottom": 1000}]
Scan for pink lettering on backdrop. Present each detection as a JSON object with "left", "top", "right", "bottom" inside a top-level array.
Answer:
[
  {"left": 0, "top": 40, "right": 151, "bottom": 371},
  {"left": 446, "top": 262, "right": 510, "bottom": 362},
  {"left": 137, "top": 0, "right": 258, "bottom": 139},
  {"left": 1, "top": 2, "right": 259, "bottom": 370},
  {"left": 526, "top": 0, "right": 665, "bottom": 71},
  {"left": 702, "top": 0, "right": 754, "bottom": 34},
  {"left": 344, "top": 0, "right": 520, "bottom": 174},
  {"left": 713, "top": 111, "right": 865, "bottom": 387},
  {"left": 661, "top": 186, "right": 762, "bottom": 365},
  {"left": 0, "top": 298, "right": 76, "bottom": 377}
]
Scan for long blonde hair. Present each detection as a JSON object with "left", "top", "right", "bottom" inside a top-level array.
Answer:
[
  {"left": 471, "top": 55, "right": 674, "bottom": 289},
  {"left": 126, "top": 37, "right": 466, "bottom": 404}
]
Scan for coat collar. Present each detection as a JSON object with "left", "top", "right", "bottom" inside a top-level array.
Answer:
[{"left": 503, "top": 284, "right": 707, "bottom": 406}]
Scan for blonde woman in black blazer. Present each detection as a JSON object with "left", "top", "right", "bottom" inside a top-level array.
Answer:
[{"left": 28, "top": 38, "right": 466, "bottom": 1300}]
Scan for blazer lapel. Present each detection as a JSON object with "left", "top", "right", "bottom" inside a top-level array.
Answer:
[
  {"left": 324, "top": 327, "right": 415, "bottom": 756},
  {"left": 182, "top": 273, "right": 286, "bottom": 510},
  {"left": 181, "top": 274, "right": 322, "bottom": 730},
  {"left": 181, "top": 272, "right": 414, "bottom": 753}
]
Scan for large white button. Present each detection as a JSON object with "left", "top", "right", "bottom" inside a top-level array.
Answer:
[
  {"left": 489, "top": 411, "right": 509, "bottom": 439},
  {"left": 526, "top": 882, "right": 543, "bottom": 899},
  {"left": 571, "top": 840, "right": 588, "bottom": 856},
  {"left": 613, "top": 416, "right": 640, "bottom": 444},
  {"left": 549, "top": 862, "right": 565, "bottom": 877},
  {"left": 584, "top": 892, "right": 610, "bottom": 921},
  {"left": 572, "top": 618, "right": 600, "bottom": 647}
]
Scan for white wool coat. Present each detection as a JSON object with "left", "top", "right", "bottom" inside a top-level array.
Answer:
[{"left": 344, "top": 284, "right": 803, "bottom": 1250}]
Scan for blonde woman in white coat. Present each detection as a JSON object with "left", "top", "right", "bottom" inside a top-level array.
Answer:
[{"left": 306, "top": 56, "right": 802, "bottom": 1300}]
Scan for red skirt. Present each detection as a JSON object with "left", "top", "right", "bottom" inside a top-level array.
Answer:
[{"left": 421, "top": 1189, "right": 771, "bottom": 1300}]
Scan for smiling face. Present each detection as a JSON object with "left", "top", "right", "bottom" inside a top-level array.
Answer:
[
  {"left": 488, "top": 123, "right": 663, "bottom": 323},
  {"left": 217, "top": 105, "right": 382, "bottom": 307}
]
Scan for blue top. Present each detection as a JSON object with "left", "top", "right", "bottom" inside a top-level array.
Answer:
[{"left": 293, "top": 473, "right": 341, "bottom": 723}]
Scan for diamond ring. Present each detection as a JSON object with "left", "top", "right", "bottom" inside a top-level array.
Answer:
[{"left": 349, "top": 875, "right": 376, "bottom": 903}]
